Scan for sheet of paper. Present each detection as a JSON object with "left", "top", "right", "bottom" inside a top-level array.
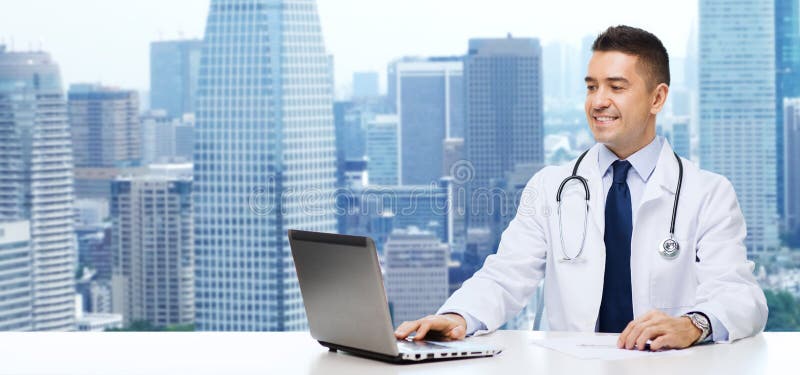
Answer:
[{"left": 531, "top": 335, "right": 691, "bottom": 360}]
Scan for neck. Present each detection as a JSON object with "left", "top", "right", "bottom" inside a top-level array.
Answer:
[{"left": 606, "top": 133, "right": 656, "bottom": 160}]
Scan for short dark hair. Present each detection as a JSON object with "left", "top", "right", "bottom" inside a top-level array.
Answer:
[{"left": 592, "top": 25, "right": 670, "bottom": 88}]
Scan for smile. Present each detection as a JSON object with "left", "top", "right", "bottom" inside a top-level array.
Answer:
[{"left": 593, "top": 116, "right": 619, "bottom": 124}]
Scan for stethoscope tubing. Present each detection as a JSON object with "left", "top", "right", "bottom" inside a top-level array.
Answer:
[{"left": 555, "top": 148, "right": 683, "bottom": 261}]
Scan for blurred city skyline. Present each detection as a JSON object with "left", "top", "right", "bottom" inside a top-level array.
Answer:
[
  {"left": 0, "top": 0, "right": 697, "bottom": 93},
  {"left": 2, "top": 0, "right": 798, "bottom": 333}
]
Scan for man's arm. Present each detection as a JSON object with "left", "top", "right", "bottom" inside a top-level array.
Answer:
[
  {"left": 395, "top": 171, "right": 551, "bottom": 340},
  {"left": 619, "top": 175, "right": 768, "bottom": 350},
  {"left": 687, "top": 175, "right": 768, "bottom": 342}
]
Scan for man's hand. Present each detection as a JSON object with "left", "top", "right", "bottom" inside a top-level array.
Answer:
[
  {"left": 617, "top": 310, "right": 702, "bottom": 351},
  {"left": 394, "top": 314, "right": 468, "bottom": 341}
]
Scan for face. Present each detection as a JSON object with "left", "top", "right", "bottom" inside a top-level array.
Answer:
[{"left": 584, "top": 51, "right": 667, "bottom": 157}]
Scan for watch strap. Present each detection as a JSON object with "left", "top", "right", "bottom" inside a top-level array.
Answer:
[{"left": 684, "top": 311, "right": 712, "bottom": 344}]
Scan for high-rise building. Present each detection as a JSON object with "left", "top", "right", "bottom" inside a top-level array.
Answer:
[
  {"left": 334, "top": 102, "right": 374, "bottom": 162},
  {"left": 69, "top": 84, "right": 141, "bottom": 200},
  {"left": 140, "top": 111, "right": 196, "bottom": 164},
  {"left": 671, "top": 118, "right": 691, "bottom": 159},
  {"left": 75, "top": 224, "right": 112, "bottom": 281},
  {"left": 69, "top": 84, "right": 140, "bottom": 168},
  {"left": 700, "top": 0, "right": 779, "bottom": 251},
  {"left": 543, "top": 41, "right": 573, "bottom": 102},
  {"left": 338, "top": 183, "right": 451, "bottom": 249},
  {"left": 784, "top": 98, "right": 800, "bottom": 236},
  {"left": 464, "top": 226, "right": 494, "bottom": 272},
  {"left": 174, "top": 113, "right": 195, "bottom": 162},
  {"left": 442, "top": 138, "right": 466, "bottom": 253},
  {"left": 75, "top": 272, "right": 113, "bottom": 314},
  {"left": 0, "top": 46, "right": 76, "bottom": 331},
  {"left": 385, "top": 227, "right": 449, "bottom": 327},
  {"left": 392, "top": 57, "right": 464, "bottom": 185},
  {"left": 465, "top": 37, "right": 544, "bottom": 229},
  {"left": 387, "top": 56, "right": 422, "bottom": 113},
  {"left": 776, "top": 0, "right": 800, "bottom": 220},
  {"left": 353, "top": 71, "right": 379, "bottom": 99},
  {"left": 0, "top": 221, "right": 33, "bottom": 331},
  {"left": 111, "top": 171, "right": 194, "bottom": 327},
  {"left": 140, "top": 110, "right": 175, "bottom": 164},
  {"left": 194, "top": 0, "right": 337, "bottom": 331},
  {"left": 669, "top": 88, "right": 692, "bottom": 117},
  {"left": 150, "top": 39, "right": 203, "bottom": 118},
  {"left": 442, "top": 137, "right": 465, "bottom": 178},
  {"left": 365, "top": 114, "right": 399, "bottom": 185},
  {"left": 333, "top": 100, "right": 353, "bottom": 188}
]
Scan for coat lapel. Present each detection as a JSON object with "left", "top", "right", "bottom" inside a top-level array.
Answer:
[
  {"left": 576, "top": 144, "right": 606, "bottom": 236},
  {"left": 637, "top": 140, "right": 679, "bottom": 214}
]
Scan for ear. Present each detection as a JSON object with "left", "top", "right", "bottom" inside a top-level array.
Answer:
[{"left": 650, "top": 83, "right": 669, "bottom": 115}]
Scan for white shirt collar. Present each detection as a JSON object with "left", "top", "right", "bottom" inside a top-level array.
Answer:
[{"left": 597, "top": 136, "right": 663, "bottom": 183}]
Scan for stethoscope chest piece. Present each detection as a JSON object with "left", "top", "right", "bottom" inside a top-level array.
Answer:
[{"left": 659, "top": 237, "right": 680, "bottom": 259}]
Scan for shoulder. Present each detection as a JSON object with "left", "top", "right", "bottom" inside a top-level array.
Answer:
[
  {"left": 523, "top": 163, "right": 573, "bottom": 190},
  {"left": 680, "top": 158, "right": 739, "bottom": 210},
  {"left": 682, "top": 158, "right": 735, "bottom": 193}
]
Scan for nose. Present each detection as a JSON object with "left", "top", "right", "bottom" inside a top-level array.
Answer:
[{"left": 589, "top": 86, "right": 612, "bottom": 110}]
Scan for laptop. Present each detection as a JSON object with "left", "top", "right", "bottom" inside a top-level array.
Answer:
[{"left": 288, "top": 229, "right": 502, "bottom": 363}]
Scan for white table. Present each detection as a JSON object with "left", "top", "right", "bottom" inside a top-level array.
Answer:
[{"left": 0, "top": 330, "right": 795, "bottom": 374}]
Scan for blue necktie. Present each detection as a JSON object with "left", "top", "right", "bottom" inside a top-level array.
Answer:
[{"left": 598, "top": 160, "right": 633, "bottom": 333}]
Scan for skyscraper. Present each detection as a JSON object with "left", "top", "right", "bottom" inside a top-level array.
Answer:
[
  {"left": 338, "top": 183, "right": 450, "bottom": 249},
  {"left": 700, "top": 0, "right": 779, "bottom": 251},
  {"left": 784, "top": 98, "right": 800, "bottom": 237},
  {"left": 150, "top": 39, "right": 203, "bottom": 118},
  {"left": 0, "top": 46, "right": 76, "bottom": 331},
  {"left": 194, "top": 0, "right": 337, "bottom": 331},
  {"left": 365, "top": 114, "right": 399, "bottom": 185},
  {"left": 775, "top": 0, "right": 800, "bottom": 220},
  {"left": 140, "top": 111, "right": 196, "bottom": 164},
  {"left": 442, "top": 138, "right": 466, "bottom": 253},
  {"left": 69, "top": 84, "right": 141, "bottom": 199},
  {"left": 543, "top": 41, "right": 572, "bottom": 102},
  {"left": 0, "top": 221, "right": 33, "bottom": 331},
  {"left": 392, "top": 57, "right": 464, "bottom": 185},
  {"left": 464, "top": 37, "right": 544, "bottom": 229},
  {"left": 140, "top": 110, "right": 175, "bottom": 164},
  {"left": 69, "top": 84, "right": 140, "bottom": 168},
  {"left": 385, "top": 227, "right": 449, "bottom": 327},
  {"left": 111, "top": 171, "right": 194, "bottom": 327},
  {"left": 671, "top": 118, "right": 691, "bottom": 159},
  {"left": 174, "top": 114, "right": 195, "bottom": 162}
]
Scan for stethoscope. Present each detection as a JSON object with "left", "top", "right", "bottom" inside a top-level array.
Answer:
[{"left": 555, "top": 149, "right": 683, "bottom": 262}]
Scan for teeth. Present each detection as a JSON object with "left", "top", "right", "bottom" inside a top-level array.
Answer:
[{"left": 596, "top": 116, "right": 616, "bottom": 122}]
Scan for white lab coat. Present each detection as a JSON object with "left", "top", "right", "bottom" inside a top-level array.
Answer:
[{"left": 439, "top": 140, "right": 768, "bottom": 342}]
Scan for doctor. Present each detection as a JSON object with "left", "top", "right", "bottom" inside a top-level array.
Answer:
[{"left": 395, "top": 25, "right": 768, "bottom": 351}]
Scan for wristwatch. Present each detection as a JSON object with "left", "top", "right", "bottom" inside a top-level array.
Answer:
[{"left": 682, "top": 312, "right": 712, "bottom": 344}]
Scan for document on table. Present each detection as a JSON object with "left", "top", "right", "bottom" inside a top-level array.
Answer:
[{"left": 531, "top": 335, "right": 691, "bottom": 360}]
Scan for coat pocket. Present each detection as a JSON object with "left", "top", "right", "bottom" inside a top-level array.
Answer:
[{"left": 649, "top": 237, "right": 697, "bottom": 310}]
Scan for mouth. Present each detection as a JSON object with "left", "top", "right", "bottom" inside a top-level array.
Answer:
[{"left": 592, "top": 115, "right": 619, "bottom": 126}]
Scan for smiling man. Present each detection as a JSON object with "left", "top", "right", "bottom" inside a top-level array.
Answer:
[{"left": 395, "top": 25, "right": 767, "bottom": 351}]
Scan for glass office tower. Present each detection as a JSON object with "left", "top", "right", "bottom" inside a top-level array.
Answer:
[
  {"left": 464, "top": 37, "right": 544, "bottom": 230},
  {"left": 775, "top": 0, "right": 800, "bottom": 220},
  {"left": 150, "top": 39, "right": 203, "bottom": 119},
  {"left": 0, "top": 46, "right": 76, "bottom": 330},
  {"left": 194, "top": 0, "right": 337, "bottom": 331},
  {"left": 699, "top": 0, "right": 779, "bottom": 252}
]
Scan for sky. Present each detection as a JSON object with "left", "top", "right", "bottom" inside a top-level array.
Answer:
[{"left": 0, "top": 0, "right": 697, "bottom": 94}]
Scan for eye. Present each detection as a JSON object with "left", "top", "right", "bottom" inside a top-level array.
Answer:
[
  {"left": 586, "top": 85, "right": 596, "bottom": 91},
  {"left": 612, "top": 86, "right": 623, "bottom": 90}
]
